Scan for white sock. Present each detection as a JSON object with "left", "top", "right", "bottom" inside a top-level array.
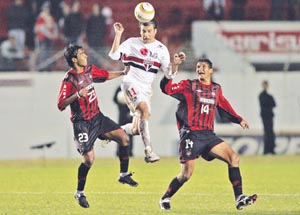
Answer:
[
  {"left": 121, "top": 123, "right": 133, "bottom": 135},
  {"left": 120, "top": 172, "right": 128, "bottom": 177},
  {"left": 138, "top": 119, "right": 151, "bottom": 148}
]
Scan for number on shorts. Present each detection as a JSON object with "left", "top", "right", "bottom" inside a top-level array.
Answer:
[
  {"left": 126, "top": 87, "right": 137, "bottom": 102},
  {"left": 185, "top": 139, "right": 194, "bottom": 149},
  {"left": 78, "top": 133, "right": 89, "bottom": 143}
]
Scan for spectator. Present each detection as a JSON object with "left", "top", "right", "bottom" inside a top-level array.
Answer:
[
  {"left": 259, "top": 80, "right": 276, "bottom": 155},
  {"left": 24, "top": 0, "right": 39, "bottom": 51},
  {"left": 230, "top": 0, "right": 247, "bottom": 20},
  {"left": 203, "top": 0, "right": 225, "bottom": 21},
  {"left": 271, "top": 0, "right": 285, "bottom": 20},
  {"left": 63, "top": 0, "right": 85, "bottom": 45},
  {"left": 86, "top": 3, "right": 106, "bottom": 50},
  {"left": 58, "top": 1, "right": 71, "bottom": 35},
  {"left": 34, "top": 1, "right": 59, "bottom": 71},
  {"left": 86, "top": 3, "right": 106, "bottom": 66},
  {"left": 0, "top": 36, "right": 24, "bottom": 71},
  {"left": 7, "top": 0, "right": 30, "bottom": 59},
  {"left": 101, "top": 6, "right": 115, "bottom": 47},
  {"left": 1, "top": 36, "right": 23, "bottom": 60}
]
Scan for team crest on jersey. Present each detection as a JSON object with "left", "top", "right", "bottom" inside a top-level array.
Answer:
[{"left": 143, "top": 59, "right": 154, "bottom": 71}]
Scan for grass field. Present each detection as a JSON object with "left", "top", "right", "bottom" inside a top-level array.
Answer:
[{"left": 0, "top": 155, "right": 299, "bottom": 215}]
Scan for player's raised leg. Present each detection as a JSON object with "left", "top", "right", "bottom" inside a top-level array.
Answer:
[{"left": 136, "top": 102, "right": 160, "bottom": 163}]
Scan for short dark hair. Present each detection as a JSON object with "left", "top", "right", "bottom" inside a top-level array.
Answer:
[
  {"left": 64, "top": 44, "right": 82, "bottom": 68},
  {"left": 198, "top": 58, "right": 213, "bottom": 68},
  {"left": 139, "top": 19, "right": 158, "bottom": 29}
]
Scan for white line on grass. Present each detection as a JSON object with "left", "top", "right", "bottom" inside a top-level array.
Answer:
[{"left": 1, "top": 191, "right": 300, "bottom": 197}]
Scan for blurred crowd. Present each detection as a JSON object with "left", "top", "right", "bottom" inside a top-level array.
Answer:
[
  {"left": 0, "top": 0, "right": 300, "bottom": 72},
  {"left": 0, "top": 0, "right": 115, "bottom": 71}
]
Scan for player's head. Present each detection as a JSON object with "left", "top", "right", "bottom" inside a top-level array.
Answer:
[
  {"left": 139, "top": 19, "right": 157, "bottom": 44},
  {"left": 196, "top": 58, "right": 213, "bottom": 83},
  {"left": 64, "top": 44, "right": 82, "bottom": 68},
  {"left": 262, "top": 80, "right": 269, "bottom": 90},
  {"left": 197, "top": 58, "right": 213, "bottom": 69}
]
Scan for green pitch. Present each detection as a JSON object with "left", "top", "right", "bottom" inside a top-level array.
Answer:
[{"left": 0, "top": 156, "right": 299, "bottom": 215}]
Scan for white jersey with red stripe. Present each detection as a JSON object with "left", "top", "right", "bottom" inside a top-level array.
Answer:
[{"left": 110, "top": 37, "right": 170, "bottom": 86}]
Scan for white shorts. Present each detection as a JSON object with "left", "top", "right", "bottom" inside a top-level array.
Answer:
[{"left": 121, "top": 81, "right": 152, "bottom": 116}]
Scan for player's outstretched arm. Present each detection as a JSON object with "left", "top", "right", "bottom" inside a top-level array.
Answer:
[
  {"left": 109, "top": 22, "right": 124, "bottom": 60},
  {"left": 165, "top": 52, "right": 186, "bottom": 79},
  {"left": 107, "top": 66, "right": 129, "bottom": 80}
]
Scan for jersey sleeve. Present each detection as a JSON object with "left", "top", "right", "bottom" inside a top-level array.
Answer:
[
  {"left": 217, "top": 87, "right": 243, "bottom": 124},
  {"left": 109, "top": 38, "right": 131, "bottom": 60},
  {"left": 57, "top": 80, "right": 74, "bottom": 111},
  {"left": 160, "top": 45, "right": 171, "bottom": 73},
  {"left": 91, "top": 65, "right": 109, "bottom": 83},
  {"left": 160, "top": 76, "right": 186, "bottom": 100}
]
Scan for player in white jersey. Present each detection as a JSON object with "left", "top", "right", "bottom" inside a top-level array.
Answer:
[{"left": 109, "top": 20, "right": 171, "bottom": 163}]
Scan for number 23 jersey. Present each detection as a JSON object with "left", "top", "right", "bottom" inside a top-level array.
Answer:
[{"left": 57, "top": 65, "right": 108, "bottom": 122}]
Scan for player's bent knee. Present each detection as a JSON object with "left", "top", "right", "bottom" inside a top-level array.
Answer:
[
  {"left": 119, "top": 133, "right": 130, "bottom": 147},
  {"left": 132, "top": 127, "right": 139, "bottom": 135},
  {"left": 178, "top": 172, "right": 192, "bottom": 183},
  {"left": 229, "top": 153, "right": 240, "bottom": 167}
]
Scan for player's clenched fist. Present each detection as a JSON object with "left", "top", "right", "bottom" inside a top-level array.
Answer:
[{"left": 113, "top": 22, "right": 124, "bottom": 34}]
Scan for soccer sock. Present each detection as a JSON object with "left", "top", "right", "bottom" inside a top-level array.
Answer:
[
  {"left": 138, "top": 119, "right": 151, "bottom": 148},
  {"left": 228, "top": 167, "right": 243, "bottom": 199},
  {"left": 119, "top": 145, "right": 129, "bottom": 173},
  {"left": 121, "top": 123, "right": 133, "bottom": 135},
  {"left": 77, "top": 163, "right": 90, "bottom": 192},
  {"left": 162, "top": 177, "right": 184, "bottom": 199}
]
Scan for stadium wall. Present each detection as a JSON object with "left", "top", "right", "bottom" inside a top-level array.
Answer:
[{"left": 0, "top": 71, "right": 299, "bottom": 160}]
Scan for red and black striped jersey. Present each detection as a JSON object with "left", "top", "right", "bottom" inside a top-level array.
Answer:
[
  {"left": 57, "top": 65, "right": 109, "bottom": 122},
  {"left": 160, "top": 77, "right": 243, "bottom": 131}
]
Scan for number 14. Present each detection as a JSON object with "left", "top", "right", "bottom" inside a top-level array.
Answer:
[{"left": 201, "top": 104, "right": 209, "bottom": 114}]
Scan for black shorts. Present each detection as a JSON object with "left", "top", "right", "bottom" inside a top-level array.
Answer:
[
  {"left": 179, "top": 130, "right": 223, "bottom": 163},
  {"left": 73, "top": 112, "right": 120, "bottom": 155}
]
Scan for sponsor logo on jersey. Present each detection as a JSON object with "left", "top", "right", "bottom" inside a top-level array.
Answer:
[{"left": 200, "top": 97, "right": 215, "bottom": 104}]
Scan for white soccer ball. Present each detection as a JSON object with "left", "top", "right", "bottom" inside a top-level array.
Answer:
[
  {"left": 134, "top": 2, "right": 155, "bottom": 23},
  {"left": 117, "top": 91, "right": 127, "bottom": 105}
]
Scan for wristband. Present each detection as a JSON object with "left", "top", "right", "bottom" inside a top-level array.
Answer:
[{"left": 76, "top": 92, "right": 81, "bottom": 98}]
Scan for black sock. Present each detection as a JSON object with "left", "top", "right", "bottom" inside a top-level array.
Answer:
[
  {"left": 228, "top": 167, "right": 243, "bottom": 199},
  {"left": 162, "top": 177, "right": 184, "bottom": 199},
  {"left": 119, "top": 145, "right": 129, "bottom": 173},
  {"left": 77, "top": 163, "right": 90, "bottom": 191}
]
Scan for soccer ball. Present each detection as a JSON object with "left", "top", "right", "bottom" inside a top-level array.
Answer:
[{"left": 134, "top": 2, "right": 155, "bottom": 23}]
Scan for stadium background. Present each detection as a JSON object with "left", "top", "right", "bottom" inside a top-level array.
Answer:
[{"left": 0, "top": 0, "right": 300, "bottom": 159}]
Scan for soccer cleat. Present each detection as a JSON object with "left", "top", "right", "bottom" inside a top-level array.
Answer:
[
  {"left": 144, "top": 147, "right": 160, "bottom": 163},
  {"left": 74, "top": 192, "right": 90, "bottom": 208},
  {"left": 118, "top": 173, "right": 138, "bottom": 187},
  {"left": 159, "top": 198, "right": 171, "bottom": 210},
  {"left": 236, "top": 194, "right": 257, "bottom": 210}
]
